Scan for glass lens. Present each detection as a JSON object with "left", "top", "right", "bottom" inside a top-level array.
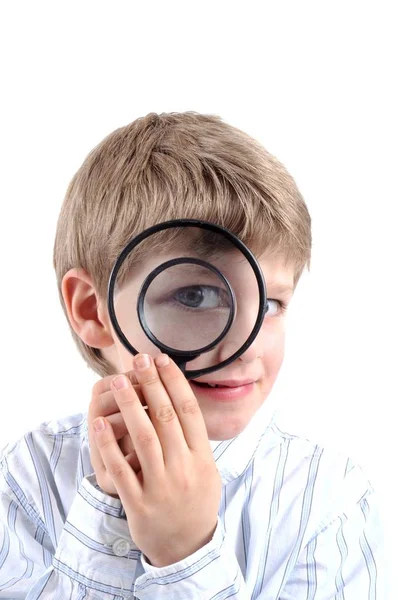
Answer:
[
  {"left": 111, "top": 225, "right": 261, "bottom": 369},
  {"left": 142, "top": 262, "right": 233, "bottom": 351}
]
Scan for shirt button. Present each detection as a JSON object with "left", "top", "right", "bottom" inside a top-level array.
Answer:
[{"left": 112, "top": 538, "right": 131, "bottom": 556}]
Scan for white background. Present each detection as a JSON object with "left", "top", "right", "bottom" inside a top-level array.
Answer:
[{"left": 0, "top": 0, "right": 396, "bottom": 587}]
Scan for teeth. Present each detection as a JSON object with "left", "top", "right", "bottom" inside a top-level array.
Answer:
[{"left": 208, "top": 383, "right": 217, "bottom": 388}]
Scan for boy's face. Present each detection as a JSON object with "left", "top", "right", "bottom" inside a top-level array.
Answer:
[{"left": 106, "top": 247, "right": 295, "bottom": 441}]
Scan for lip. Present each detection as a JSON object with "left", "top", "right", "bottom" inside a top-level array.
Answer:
[
  {"left": 191, "top": 378, "right": 256, "bottom": 388},
  {"left": 190, "top": 380, "right": 257, "bottom": 402}
]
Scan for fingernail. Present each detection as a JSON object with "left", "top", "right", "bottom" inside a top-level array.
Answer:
[
  {"left": 112, "top": 375, "right": 129, "bottom": 390},
  {"left": 134, "top": 354, "right": 152, "bottom": 371},
  {"left": 155, "top": 354, "right": 169, "bottom": 368},
  {"left": 94, "top": 418, "right": 105, "bottom": 432}
]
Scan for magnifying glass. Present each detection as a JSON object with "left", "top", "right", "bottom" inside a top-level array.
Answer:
[{"left": 107, "top": 219, "right": 268, "bottom": 379}]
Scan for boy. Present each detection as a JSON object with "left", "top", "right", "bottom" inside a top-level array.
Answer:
[{"left": 0, "top": 112, "right": 385, "bottom": 598}]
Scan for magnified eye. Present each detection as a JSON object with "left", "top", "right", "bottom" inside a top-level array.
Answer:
[{"left": 173, "top": 285, "right": 230, "bottom": 309}]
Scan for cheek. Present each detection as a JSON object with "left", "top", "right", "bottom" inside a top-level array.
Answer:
[
  {"left": 260, "top": 319, "right": 286, "bottom": 374},
  {"left": 114, "top": 329, "right": 161, "bottom": 372},
  {"left": 117, "top": 344, "right": 135, "bottom": 372}
]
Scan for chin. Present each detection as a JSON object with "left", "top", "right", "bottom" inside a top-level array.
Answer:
[{"left": 203, "top": 411, "right": 255, "bottom": 441}]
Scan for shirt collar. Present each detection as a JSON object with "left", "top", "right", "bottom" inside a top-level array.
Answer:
[{"left": 209, "top": 393, "right": 277, "bottom": 484}]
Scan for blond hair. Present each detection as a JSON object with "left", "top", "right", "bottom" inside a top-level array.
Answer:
[{"left": 53, "top": 112, "right": 311, "bottom": 377}]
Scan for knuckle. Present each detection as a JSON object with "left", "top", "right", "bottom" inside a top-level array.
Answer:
[
  {"left": 181, "top": 399, "right": 199, "bottom": 415},
  {"left": 164, "top": 371, "right": 181, "bottom": 384},
  {"left": 155, "top": 404, "right": 176, "bottom": 423},
  {"left": 141, "top": 375, "right": 159, "bottom": 388},
  {"left": 108, "top": 461, "right": 127, "bottom": 479},
  {"left": 136, "top": 430, "right": 156, "bottom": 447},
  {"left": 97, "top": 437, "right": 114, "bottom": 451},
  {"left": 178, "top": 471, "right": 193, "bottom": 492}
]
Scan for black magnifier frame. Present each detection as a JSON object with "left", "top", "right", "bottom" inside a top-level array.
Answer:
[
  {"left": 137, "top": 256, "right": 236, "bottom": 361},
  {"left": 107, "top": 219, "right": 268, "bottom": 379}
]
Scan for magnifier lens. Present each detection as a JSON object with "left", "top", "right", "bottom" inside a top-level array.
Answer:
[
  {"left": 110, "top": 225, "right": 262, "bottom": 371},
  {"left": 142, "top": 263, "right": 233, "bottom": 351}
]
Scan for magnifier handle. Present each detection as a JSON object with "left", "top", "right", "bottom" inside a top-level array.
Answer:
[
  {"left": 176, "top": 361, "right": 186, "bottom": 374},
  {"left": 169, "top": 351, "right": 209, "bottom": 376},
  {"left": 170, "top": 357, "right": 186, "bottom": 375}
]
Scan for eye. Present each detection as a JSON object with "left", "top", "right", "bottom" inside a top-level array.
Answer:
[
  {"left": 173, "top": 285, "right": 230, "bottom": 310},
  {"left": 266, "top": 299, "right": 287, "bottom": 316}
]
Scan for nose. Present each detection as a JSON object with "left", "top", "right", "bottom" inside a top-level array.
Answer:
[
  {"left": 217, "top": 310, "right": 263, "bottom": 364},
  {"left": 238, "top": 340, "right": 262, "bottom": 363},
  {"left": 218, "top": 339, "right": 261, "bottom": 364}
]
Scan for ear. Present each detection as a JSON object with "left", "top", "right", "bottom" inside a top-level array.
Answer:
[{"left": 61, "top": 268, "right": 114, "bottom": 349}]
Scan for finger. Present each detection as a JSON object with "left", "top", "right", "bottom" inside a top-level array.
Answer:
[
  {"left": 89, "top": 387, "right": 147, "bottom": 439},
  {"left": 90, "top": 425, "right": 141, "bottom": 491},
  {"left": 88, "top": 361, "right": 152, "bottom": 480},
  {"left": 88, "top": 400, "right": 145, "bottom": 477},
  {"left": 132, "top": 354, "right": 188, "bottom": 461},
  {"left": 154, "top": 354, "right": 210, "bottom": 455},
  {"left": 89, "top": 423, "right": 139, "bottom": 497},
  {"left": 88, "top": 412, "right": 128, "bottom": 477},
  {"left": 93, "top": 416, "right": 142, "bottom": 504},
  {"left": 111, "top": 374, "right": 165, "bottom": 482},
  {"left": 91, "top": 367, "right": 139, "bottom": 398},
  {"left": 119, "top": 436, "right": 141, "bottom": 473},
  {"left": 88, "top": 366, "right": 141, "bottom": 494},
  {"left": 98, "top": 387, "right": 147, "bottom": 418}
]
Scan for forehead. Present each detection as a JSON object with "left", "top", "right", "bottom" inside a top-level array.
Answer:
[{"left": 120, "top": 244, "right": 295, "bottom": 298}]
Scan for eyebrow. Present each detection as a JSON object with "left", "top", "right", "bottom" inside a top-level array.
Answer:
[{"left": 169, "top": 264, "right": 220, "bottom": 275}]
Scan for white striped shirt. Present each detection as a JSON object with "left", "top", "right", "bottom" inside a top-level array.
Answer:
[{"left": 0, "top": 397, "right": 387, "bottom": 598}]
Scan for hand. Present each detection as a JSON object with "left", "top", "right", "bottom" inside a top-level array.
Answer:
[
  {"left": 88, "top": 368, "right": 146, "bottom": 498},
  {"left": 91, "top": 353, "right": 222, "bottom": 567}
]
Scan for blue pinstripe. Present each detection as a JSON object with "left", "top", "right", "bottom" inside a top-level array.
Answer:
[
  {"left": 360, "top": 496, "right": 377, "bottom": 600},
  {"left": 241, "top": 460, "right": 254, "bottom": 571},
  {"left": 306, "top": 535, "right": 318, "bottom": 600},
  {"left": 335, "top": 513, "right": 348, "bottom": 598},
  {"left": 49, "top": 436, "right": 63, "bottom": 474},
  {"left": 210, "top": 569, "right": 241, "bottom": 599}
]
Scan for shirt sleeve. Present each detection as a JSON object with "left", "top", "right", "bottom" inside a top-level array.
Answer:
[
  {"left": 0, "top": 473, "right": 143, "bottom": 598},
  {"left": 1, "top": 471, "right": 251, "bottom": 599},
  {"left": 279, "top": 486, "right": 388, "bottom": 599},
  {"left": 133, "top": 515, "right": 250, "bottom": 599}
]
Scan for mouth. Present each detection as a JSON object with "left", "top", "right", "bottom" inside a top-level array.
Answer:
[
  {"left": 191, "top": 379, "right": 256, "bottom": 388},
  {"left": 194, "top": 382, "right": 226, "bottom": 389},
  {"left": 190, "top": 379, "right": 258, "bottom": 401}
]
